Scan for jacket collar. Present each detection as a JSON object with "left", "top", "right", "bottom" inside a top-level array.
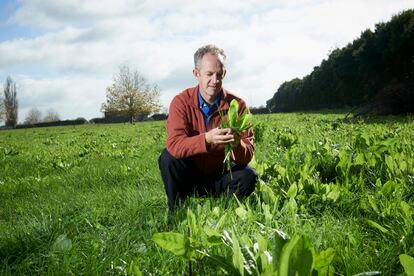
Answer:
[{"left": 190, "top": 85, "right": 230, "bottom": 111}]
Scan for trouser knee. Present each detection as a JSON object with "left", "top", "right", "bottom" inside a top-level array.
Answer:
[
  {"left": 158, "top": 148, "right": 174, "bottom": 169},
  {"left": 237, "top": 166, "right": 258, "bottom": 196}
]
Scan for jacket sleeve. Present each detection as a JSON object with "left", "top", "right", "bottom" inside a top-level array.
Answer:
[
  {"left": 232, "top": 102, "right": 255, "bottom": 165},
  {"left": 166, "top": 96, "right": 208, "bottom": 159}
]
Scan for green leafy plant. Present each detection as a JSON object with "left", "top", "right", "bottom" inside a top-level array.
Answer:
[
  {"left": 219, "top": 99, "right": 253, "bottom": 177},
  {"left": 400, "top": 254, "right": 414, "bottom": 276}
]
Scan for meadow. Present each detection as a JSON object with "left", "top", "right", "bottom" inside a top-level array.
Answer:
[{"left": 0, "top": 113, "right": 413, "bottom": 275}]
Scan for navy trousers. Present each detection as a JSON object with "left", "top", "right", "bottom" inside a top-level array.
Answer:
[{"left": 158, "top": 149, "right": 257, "bottom": 210}]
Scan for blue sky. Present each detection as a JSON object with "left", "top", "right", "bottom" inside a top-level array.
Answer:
[{"left": 0, "top": 0, "right": 412, "bottom": 123}]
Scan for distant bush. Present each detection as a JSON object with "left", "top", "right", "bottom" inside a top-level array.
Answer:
[
  {"left": 89, "top": 117, "right": 106, "bottom": 124},
  {"left": 250, "top": 107, "right": 270, "bottom": 114},
  {"left": 148, "top": 113, "right": 168, "bottom": 121},
  {"left": 15, "top": 118, "right": 87, "bottom": 129}
]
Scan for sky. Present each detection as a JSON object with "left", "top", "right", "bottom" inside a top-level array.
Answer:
[{"left": 0, "top": 0, "right": 412, "bottom": 123}]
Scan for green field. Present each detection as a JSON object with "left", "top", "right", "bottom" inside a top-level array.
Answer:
[{"left": 1, "top": 113, "right": 413, "bottom": 275}]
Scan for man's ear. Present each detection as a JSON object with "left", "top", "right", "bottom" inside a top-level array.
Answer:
[
  {"left": 192, "top": 68, "right": 199, "bottom": 78},
  {"left": 222, "top": 68, "right": 227, "bottom": 79}
]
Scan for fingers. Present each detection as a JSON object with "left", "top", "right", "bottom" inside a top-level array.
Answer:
[
  {"left": 215, "top": 128, "right": 234, "bottom": 143},
  {"left": 216, "top": 127, "right": 232, "bottom": 135},
  {"left": 206, "top": 127, "right": 235, "bottom": 145}
]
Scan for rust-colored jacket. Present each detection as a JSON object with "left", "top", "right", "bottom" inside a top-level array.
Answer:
[{"left": 166, "top": 85, "right": 254, "bottom": 175}]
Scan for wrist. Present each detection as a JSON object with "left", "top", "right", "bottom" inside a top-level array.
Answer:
[{"left": 205, "top": 132, "right": 211, "bottom": 144}]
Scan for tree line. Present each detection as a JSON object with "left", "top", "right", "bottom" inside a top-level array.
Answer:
[
  {"left": 1, "top": 64, "right": 161, "bottom": 128},
  {"left": 0, "top": 76, "right": 62, "bottom": 127},
  {"left": 266, "top": 9, "right": 414, "bottom": 112}
]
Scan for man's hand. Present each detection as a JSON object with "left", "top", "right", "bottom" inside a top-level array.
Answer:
[{"left": 205, "top": 127, "right": 234, "bottom": 146}]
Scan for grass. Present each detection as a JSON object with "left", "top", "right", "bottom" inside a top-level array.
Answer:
[{"left": 1, "top": 114, "right": 413, "bottom": 274}]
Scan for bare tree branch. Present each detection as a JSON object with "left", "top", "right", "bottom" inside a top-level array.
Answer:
[
  {"left": 43, "top": 108, "right": 60, "bottom": 122},
  {"left": 24, "top": 108, "right": 43, "bottom": 125}
]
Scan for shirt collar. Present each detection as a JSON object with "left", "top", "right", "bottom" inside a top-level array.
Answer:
[{"left": 198, "top": 87, "right": 221, "bottom": 109}]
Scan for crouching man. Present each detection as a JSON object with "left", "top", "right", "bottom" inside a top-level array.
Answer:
[{"left": 158, "top": 44, "right": 257, "bottom": 210}]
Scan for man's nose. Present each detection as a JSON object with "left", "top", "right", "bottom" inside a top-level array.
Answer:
[{"left": 211, "top": 74, "right": 220, "bottom": 84}]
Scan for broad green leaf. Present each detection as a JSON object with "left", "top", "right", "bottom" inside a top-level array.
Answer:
[
  {"left": 187, "top": 209, "right": 198, "bottom": 237},
  {"left": 400, "top": 160, "right": 408, "bottom": 172},
  {"left": 204, "top": 226, "right": 222, "bottom": 245},
  {"left": 232, "top": 232, "right": 244, "bottom": 276},
  {"left": 278, "top": 235, "right": 299, "bottom": 276},
  {"left": 326, "top": 185, "right": 341, "bottom": 202},
  {"left": 366, "top": 219, "right": 389, "bottom": 234},
  {"left": 257, "top": 234, "right": 268, "bottom": 252},
  {"left": 239, "top": 113, "right": 253, "bottom": 132},
  {"left": 152, "top": 232, "right": 190, "bottom": 257},
  {"left": 273, "top": 230, "right": 289, "bottom": 269},
  {"left": 260, "top": 183, "right": 277, "bottom": 204},
  {"left": 287, "top": 183, "right": 298, "bottom": 198},
  {"left": 400, "top": 201, "right": 413, "bottom": 221},
  {"left": 241, "top": 234, "right": 253, "bottom": 247},
  {"left": 367, "top": 196, "right": 379, "bottom": 213},
  {"left": 228, "top": 99, "right": 239, "bottom": 128},
  {"left": 204, "top": 225, "right": 220, "bottom": 237},
  {"left": 381, "top": 180, "right": 398, "bottom": 196},
  {"left": 235, "top": 108, "right": 248, "bottom": 129},
  {"left": 384, "top": 155, "right": 395, "bottom": 171},
  {"left": 314, "top": 248, "right": 335, "bottom": 268},
  {"left": 278, "top": 235, "right": 315, "bottom": 276},
  {"left": 284, "top": 198, "right": 298, "bottom": 214},
  {"left": 215, "top": 213, "right": 229, "bottom": 231},
  {"left": 236, "top": 207, "right": 248, "bottom": 220},
  {"left": 262, "top": 203, "right": 272, "bottom": 223},
  {"left": 353, "top": 153, "right": 365, "bottom": 166},
  {"left": 128, "top": 261, "right": 143, "bottom": 276},
  {"left": 336, "top": 150, "right": 351, "bottom": 175},
  {"left": 289, "top": 235, "right": 314, "bottom": 276},
  {"left": 400, "top": 254, "right": 414, "bottom": 276}
]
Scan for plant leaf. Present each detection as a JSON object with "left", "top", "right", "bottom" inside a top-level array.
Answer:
[
  {"left": 232, "top": 232, "right": 244, "bottom": 276},
  {"left": 236, "top": 108, "right": 248, "bottom": 129},
  {"left": 287, "top": 183, "right": 298, "bottom": 198},
  {"left": 400, "top": 254, "right": 414, "bottom": 276},
  {"left": 228, "top": 99, "right": 239, "bottom": 128},
  {"left": 314, "top": 248, "right": 335, "bottom": 275},
  {"left": 278, "top": 235, "right": 314, "bottom": 276},
  {"left": 239, "top": 113, "right": 253, "bottom": 132},
  {"left": 152, "top": 232, "right": 190, "bottom": 257},
  {"left": 366, "top": 219, "right": 389, "bottom": 234}
]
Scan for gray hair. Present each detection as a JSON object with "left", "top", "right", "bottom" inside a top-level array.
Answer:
[{"left": 194, "top": 44, "right": 226, "bottom": 69}]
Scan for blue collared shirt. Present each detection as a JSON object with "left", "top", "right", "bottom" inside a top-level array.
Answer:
[{"left": 198, "top": 88, "right": 221, "bottom": 127}]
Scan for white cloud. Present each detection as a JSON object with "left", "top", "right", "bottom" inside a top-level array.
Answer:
[
  {"left": 17, "top": 76, "right": 108, "bottom": 121},
  {"left": 1, "top": 0, "right": 412, "bottom": 122}
]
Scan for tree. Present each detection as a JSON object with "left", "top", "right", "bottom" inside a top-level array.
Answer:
[
  {"left": 3, "top": 76, "right": 18, "bottom": 127},
  {"left": 266, "top": 9, "right": 414, "bottom": 112},
  {"left": 24, "top": 108, "right": 42, "bottom": 125},
  {"left": 43, "top": 108, "right": 60, "bottom": 122},
  {"left": 101, "top": 65, "right": 161, "bottom": 123},
  {"left": 0, "top": 97, "right": 5, "bottom": 122}
]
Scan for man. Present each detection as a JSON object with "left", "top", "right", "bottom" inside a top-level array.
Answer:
[{"left": 158, "top": 44, "right": 257, "bottom": 210}]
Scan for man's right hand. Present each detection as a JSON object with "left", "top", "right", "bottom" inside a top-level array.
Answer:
[{"left": 205, "top": 127, "right": 234, "bottom": 146}]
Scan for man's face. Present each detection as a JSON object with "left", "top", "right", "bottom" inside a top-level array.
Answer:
[{"left": 193, "top": 53, "right": 226, "bottom": 104}]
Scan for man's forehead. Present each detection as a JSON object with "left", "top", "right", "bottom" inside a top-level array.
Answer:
[{"left": 199, "top": 56, "right": 224, "bottom": 70}]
